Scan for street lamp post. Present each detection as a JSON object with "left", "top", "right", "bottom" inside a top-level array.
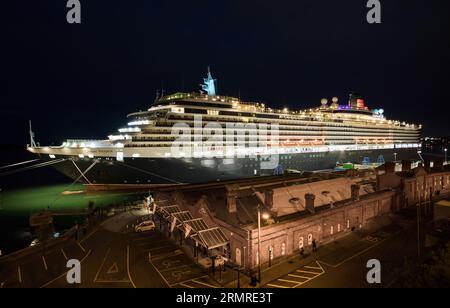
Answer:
[
  {"left": 257, "top": 205, "right": 270, "bottom": 284},
  {"left": 257, "top": 205, "right": 262, "bottom": 283}
]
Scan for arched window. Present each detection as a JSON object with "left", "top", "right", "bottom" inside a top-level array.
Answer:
[
  {"left": 235, "top": 248, "right": 242, "bottom": 266},
  {"left": 330, "top": 225, "right": 334, "bottom": 235},
  {"left": 337, "top": 224, "right": 341, "bottom": 232},
  {"left": 281, "top": 242, "right": 286, "bottom": 256},
  {"left": 299, "top": 237, "right": 304, "bottom": 249},
  {"left": 307, "top": 233, "right": 313, "bottom": 245}
]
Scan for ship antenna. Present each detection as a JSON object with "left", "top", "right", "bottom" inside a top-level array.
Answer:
[
  {"left": 29, "top": 120, "right": 37, "bottom": 148},
  {"left": 160, "top": 80, "right": 165, "bottom": 98},
  {"left": 200, "top": 66, "right": 217, "bottom": 96}
]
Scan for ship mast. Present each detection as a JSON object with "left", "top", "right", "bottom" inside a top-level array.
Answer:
[
  {"left": 29, "top": 120, "right": 37, "bottom": 148},
  {"left": 201, "top": 66, "right": 217, "bottom": 96}
]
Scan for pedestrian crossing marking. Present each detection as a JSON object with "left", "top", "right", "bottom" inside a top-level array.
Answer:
[
  {"left": 191, "top": 278, "right": 219, "bottom": 288},
  {"left": 288, "top": 274, "right": 310, "bottom": 280},
  {"left": 266, "top": 261, "right": 325, "bottom": 288},
  {"left": 179, "top": 282, "right": 195, "bottom": 288},
  {"left": 296, "top": 269, "right": 322, "bottom": 275},
  {"left": 304, "top": 265, "right": 322, "bottom": 270},
  {"left": 278, "top": 278, "right": 301, "bottom": 284},
  {"left": 267, "top": 283, "right": 290, "bottom": 288}
]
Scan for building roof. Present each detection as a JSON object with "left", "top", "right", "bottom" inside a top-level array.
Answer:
[
  {"left": 192, "top": 227, "right": 230, "bottom": 250},
  {"left": 172, "top": 210, "right": 193, "bottom": 222},
  {"left": 183, "top": 218, "right": 209, "bottom": 232}
]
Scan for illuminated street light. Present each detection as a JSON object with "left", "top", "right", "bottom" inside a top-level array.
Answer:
[{"left": 257, "top": 205, "right": 270, "bottom": 284}]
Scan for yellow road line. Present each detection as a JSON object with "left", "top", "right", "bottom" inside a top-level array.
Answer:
[
  {"left": 296, "top": 269, "right": 321, "bottom": 275},
  {"left": 191, "top": 278, "right": 219, "bottom": 288},
  {"left": 278, "top": 278, "right": 301, "bottom": 284},
  {"left": 304, "top": 265, "right": 322, "bottom": 270},
  {"left": 148, "top": 254, "right": 171, "bottom": 287},
  {"left": 179, "top": 282, "right": 195, "bottom": 288},
  {"left": 94, "top": 248, "right": 111, "bottom": 283},
  {"left": 266, "top": 283, "right": 290, "bottom": 288},
  {"left": 126, "top": 245, "right": 137, "bottom": 288},
  {"left": 42, "top": 256, "right": 48, "bottom": 271},
  {"left": 288, "top": 274, "right": 310, "bottom": 280},
  {"left": 175, "top": 275, "right": 208, "bottom": 287},
  {"left": 77, "top": 241, "right": 86, "bottom": 253},
  {"left": 61, "top": 249, "right": 68, "bottom": 261}
]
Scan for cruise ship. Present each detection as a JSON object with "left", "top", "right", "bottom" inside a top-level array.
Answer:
[{"left": 28, "top": 70, "right": 421, "bottom": 185}]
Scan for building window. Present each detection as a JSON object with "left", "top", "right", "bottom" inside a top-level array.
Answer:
[
  {"left": 269, "top": 246, "right": 274, "bottom": 261},
  {"left": 256, "top": 251, "right": 259, "bottom": 265},
  {"left": 347, "top": 219, "right": 350, "bottom": 229},
  {"left": 307, "top": 233, "right": 313, "bottom": 245},
  {"left": 299, "top": 237, "right": 304, "bottom": 249},
  {"left": 338, "top": 223, "right": 341, "bottom": 232},
  {"left": 281, "top": 242, "right": 286, "bottom": 256},
  {"left": 330, "top": 226, "right": 334, "bottom": 235}
]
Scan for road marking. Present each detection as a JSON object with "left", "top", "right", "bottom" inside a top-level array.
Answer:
[
  {"left": 94, "top": 248, "right": 111, "bottom": 283},
  {"left": 175, "top": 275, "right": 209, "bottom": 287},
  {"left": 179, "top": 282, "right": 195, "bottom": 288},
  {"left": 127, "top": 245, "right": 137, "bottom": 288},
  {"left": 190, "top": 278, "right": 219, "bottom": 288},
  {"left": 304, "top": 265, "right": 322, "bottom": 270},
  {"left": 18, "top": 266, "right": 22, "bottom": 284},
  {"left": 296, "top": 269, "right": 321, "bottom": 275},
  {"left": 266, "top": 261, "right": 326, "bottom": 288},
  {"left": 288, "top": 274, "right": 310, "bottom": 280},
  {"left": 42, "top": 256, "right": 48, "bottom": 271},
  {"left": 61, "top": 249, "right": 68, "bottom": 261},
  {"left": 160, "top": 264, "right": 191, "bottom": 273},
  {"left": 266, "top": 283, "right": 290, "bottom": 288},
  {"left": 147, "top": 252, "right": 171, "bottom": 287},
  {"left": 107, "top": 262, "right": 119, "bottom": 274},
  {"left": 278, "top": 278, "right": 301, "bottom": 284},
  {"left": 150, "top": 250, "right": 183, "bottom": 261},
  {"left": 94, "top": 279, "right": 130, "bottom": 283},
  {"left": 318, "top": 237, "right": 388, "bottom": 268},
  {"left": 162, "top": 259, "right": 182, "bottom": 269},
  {"left": 77, "top": 241, "right": 86, "bottom": 253},
  {"left": 40, "top": 250, "right": 92, "bottom": 288}
]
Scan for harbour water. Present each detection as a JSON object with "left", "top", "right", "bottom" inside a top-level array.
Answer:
[{"left": 0, "top": 145, "right": 142, "bottom": 255}]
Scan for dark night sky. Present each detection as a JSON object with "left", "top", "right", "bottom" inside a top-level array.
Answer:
[{"left": 1, "top": 0, "right": 450, "bottom": 146}]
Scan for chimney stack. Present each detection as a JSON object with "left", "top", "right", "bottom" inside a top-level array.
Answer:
[
  {"left": 264, "top": 189, "right": 274, "bottom": 209},
  {"left": 351, "top": 184, "right": 361, "bottom": 200},
  {"left": 305, "top": 193, "right": 315, "bottom": 214},
  {"left": 401, "top": 160, "right": 412, "bottom": 172},
  {"left": 226, "top": 185, "right": 239, "bottom": 213},
  {"left": 384, "top": 162, "right": 396, "bottom": 173}
]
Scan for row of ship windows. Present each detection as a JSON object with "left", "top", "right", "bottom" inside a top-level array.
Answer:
[
  {"left": 164, "top": 113, "right": 418, "bottom": 130},
  {"left": 138, "top": 130, "right": 419, "bottom": 137},
  {"left": 152, "top": 121, "right": 418, "bottom": 134},
  {"left": 130, "top": 137, "right": 419, "bottom": 142}
]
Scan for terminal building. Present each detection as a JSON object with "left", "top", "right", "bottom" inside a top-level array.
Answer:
[{"left": 152, "top": 161, "right": 450, "bottom": 272}]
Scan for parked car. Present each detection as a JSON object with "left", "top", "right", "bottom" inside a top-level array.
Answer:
[{"left": 135, "top": 221, "right": 156, "bottom": 233}]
